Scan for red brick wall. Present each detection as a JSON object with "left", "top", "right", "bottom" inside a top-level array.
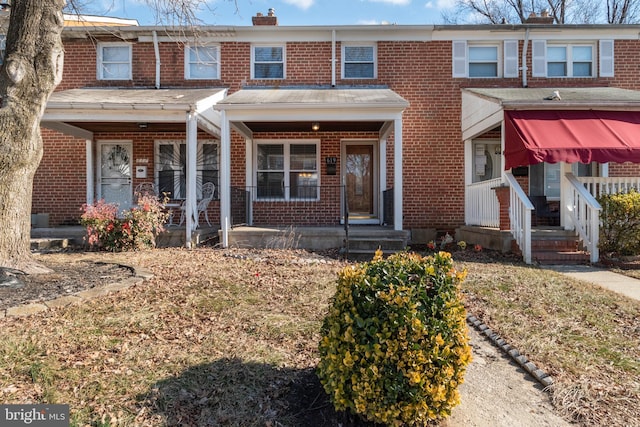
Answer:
[{"left": 37, "top": 33, "right": 640, "bottom": 229}]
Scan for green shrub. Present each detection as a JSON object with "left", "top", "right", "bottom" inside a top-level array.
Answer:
[
  {"left": 598, "top": 189, "right": 640, "bottom": 256},
  {"left": 317, "top": 250, "right": 472, "bottom": 425}
]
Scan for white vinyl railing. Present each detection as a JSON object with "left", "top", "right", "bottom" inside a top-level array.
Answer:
[
  {"left": 505, "top": 172, "right": 534, "bottom": 264},
  {"left": 567, "top": 173, "right": 602, "bottom": 263},
  {"left": 465, "top": 177, "right": 502, "bottom": 227},
  {"left": 578, "top": 176, "right": 640, "bottom": 198}
]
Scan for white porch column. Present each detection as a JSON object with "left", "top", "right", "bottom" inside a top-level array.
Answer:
[
  {"left": 393, "top": 117, "right": 403, "bottom": 231},
  {"left": 85, "top": 139, "right": 94, "bottom": 205},
  {"left": 560, "top": 162, "right": 572, "bottom": 230},
  {"left": 220, "top": 111, "right": 232, "bottom": 247},
  {"left": 379, "top": 137, "right": 387, "bottom": 225},
  {"left": 185, "top": 112, "right": 198, "bottom": 248},
  {"left": 245, "top": 137, "right": 253, "bottom": 225}
]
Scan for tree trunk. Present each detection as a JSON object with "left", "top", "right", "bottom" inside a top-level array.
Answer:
[{"left": 0, "top": 0, "right": 65, "bottom": 274}]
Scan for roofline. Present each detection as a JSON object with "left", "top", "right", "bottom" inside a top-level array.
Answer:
[{"left": 61, "top": 22, "right": 640, "bottom": 39}]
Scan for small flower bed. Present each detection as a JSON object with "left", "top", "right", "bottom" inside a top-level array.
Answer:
[{"left": 80, "top": 193, "right": 169, "bottom": 251}]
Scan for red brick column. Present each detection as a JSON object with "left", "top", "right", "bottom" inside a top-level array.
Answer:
[{"left": 493, "top": 186, "right": 511, "bottom": 231}]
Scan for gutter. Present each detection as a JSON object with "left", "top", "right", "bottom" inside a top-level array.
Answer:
[{"left": 153, "top": 31, "right": 161, "bottom": 89}]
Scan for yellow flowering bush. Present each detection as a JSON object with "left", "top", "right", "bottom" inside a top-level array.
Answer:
[{"left": 317, "top": 250, "right": 472, "bottom": 425}]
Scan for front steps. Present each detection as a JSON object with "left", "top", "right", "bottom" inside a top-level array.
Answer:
[
  {"left": 529, "top": 228, "right": 590, "bottom": 265},
  {"left": 345, "top": 228, "right": 410, "bottom": 260}
]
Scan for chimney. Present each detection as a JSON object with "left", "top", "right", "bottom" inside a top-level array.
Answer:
[
  {"left": 525, "top": 10, "right": 554, "bottom": 24},
  {"left": 252, "top": 8, "right": 278, "bottom": 26}
]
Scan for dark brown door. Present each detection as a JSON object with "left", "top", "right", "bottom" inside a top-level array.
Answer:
[{"left": 345, "top": 145, "right": 374, "bottom": 217}]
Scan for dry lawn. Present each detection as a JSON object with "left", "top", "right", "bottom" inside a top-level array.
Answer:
[{"left": 0, "top": 247, "right": 638, "bottom": 426}]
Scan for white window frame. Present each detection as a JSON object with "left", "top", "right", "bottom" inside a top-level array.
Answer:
[
  {"left": 251, "top": 44, "right": 286, "bottom": 80},
  {"left": 341, "top": 43, "right": 377, "bottom": 79},
  {"left": 453, "top": 40, "right": 517, "bottom": 78},
  {"left": 97, "top": 42, "right": 132, "bottom": 80},
  {"left": 254, "top": 139, "right": 320, "bottom": 201},
  {"left": 154, "top": 139, "right": 219, "bottom": 200},
  {"left": 184, "top": 44, "right": 220, "bottom": 80},
  {"left": 545, "top": 43, "right": 595, "bottom": 78},
  {"left": 468, "top": 44, "right": 500, "bottom": 78}
]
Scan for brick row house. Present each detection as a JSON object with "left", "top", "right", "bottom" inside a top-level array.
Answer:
[{"left": 30, "top": 11, "right": 640, "bottom": 262}]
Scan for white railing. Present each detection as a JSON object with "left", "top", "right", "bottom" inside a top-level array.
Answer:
[
  {"left": 578, "top": 176, "right": 640, "bottom": 198},
  {"left": 505, "top": 173, "right": 535, "bottom": 264},
  {"left": 566, "top": 173, "right": 602, "bottom": 263},
  {"left": 465, "top": 177, "right": 502, "bottom": 227}
]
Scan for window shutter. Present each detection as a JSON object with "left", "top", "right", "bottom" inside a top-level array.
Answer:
[
  {"left": 452, "top": 40, "right": 467, "bottom": 78},
  {"left": 504, "top": 40, "right": 519, "bottom": 78},
  {"left": 599, "top": 40, "right": 614, "bottom": 77},
  {"left": 532, "top": 40, "right": 547, "bottom": 77}
]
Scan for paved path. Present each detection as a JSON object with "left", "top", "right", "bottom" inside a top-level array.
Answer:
[{"left": 545, "top": 265, "right": 640, "bottom": 301}]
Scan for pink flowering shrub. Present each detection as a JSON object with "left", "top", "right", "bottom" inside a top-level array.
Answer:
[{"left": 81, "top": 193, "right": 169, "bottom": 251}]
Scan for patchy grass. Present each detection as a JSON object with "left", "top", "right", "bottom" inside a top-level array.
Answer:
[
  {"left": 455, "top": 252, "right": 640, "bottom": 427},
  {"left": 0, "top": 247, "right": 638, "bottom": 426}
]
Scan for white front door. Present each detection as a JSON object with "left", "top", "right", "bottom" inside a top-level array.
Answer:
[{"left": 98, "top": 142, "right": 133, "bottom": 212}]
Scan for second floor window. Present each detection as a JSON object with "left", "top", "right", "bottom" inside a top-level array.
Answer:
[
  {"left": 342, "top": 45, "right": 376, "bottom": 79},
  {"left": 468, "top": 45, "right": 498, "bottom": 78},
  {"left": 547, "top": 45, "right": 593, "bottom": 77},
  {"left": 98, "top": 43, "right": 131, "bottom": 80},
  {"left": 252, "top": 46, "right": 285, "bottom": 79},
  {"left": 185, "top": 45, "right": 220, "bottom": 79}
]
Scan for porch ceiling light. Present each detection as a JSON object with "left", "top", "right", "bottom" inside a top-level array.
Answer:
[
  {"left": 311, "top": 122, "right": 320, "bottom": 131},
  {"left": 138, "top": 122, "right": 148, "bottom": 129}
]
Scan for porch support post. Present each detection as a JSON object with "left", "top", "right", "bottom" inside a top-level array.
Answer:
[
  {"left": 379, "top": 137, "right": 387, "bottom": 225},
  {"left": 245, "top": 137, "right": 253, "bottom": 225},
  {"left": 393, "top": 117, "right": 403, "bottom": 231},
  {"left": 185, "top": 111, "right": 198, "bottom": 248},
  {"left": 85, "top": 139, "right": 94, "bottom": 205},
  {"left": 220, "top": 111, "right": 232, "bottom": 247}
]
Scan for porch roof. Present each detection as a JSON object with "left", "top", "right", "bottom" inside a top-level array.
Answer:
[
  {"left": 215, "top": 87, "right": 409, "bottom": 110},
  {"left": 462, "top": 87, "right": 640, "bottom": 168},
  {"left": 42, "top": 88, "right": 227, "bottom": 138}
]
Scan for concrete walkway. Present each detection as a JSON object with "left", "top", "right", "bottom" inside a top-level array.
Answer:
[{"left": 546, "top": 265, "right": 640, "bottom": 301}]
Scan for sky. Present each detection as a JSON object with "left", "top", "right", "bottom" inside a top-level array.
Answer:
[{"left": 89, "top": 0, "right": 457, "bottom": 26}]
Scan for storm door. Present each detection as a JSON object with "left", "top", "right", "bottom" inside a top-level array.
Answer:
[
  {"left": 97, "top": 142, "right": 133, "bottom": 212},
  {"left": 344, "top": 143, "right": 377, "bottom": 220}
]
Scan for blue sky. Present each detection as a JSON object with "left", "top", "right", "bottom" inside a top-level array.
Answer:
[{"left": 90, "top": 0, "right": 456, "bottom": 26}]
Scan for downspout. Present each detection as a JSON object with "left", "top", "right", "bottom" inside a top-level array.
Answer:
[
  {"left": 331, "top": 29, "right": 336, "bottom": 87},
  {"left": 521, "top": 28, "right": 529, "bottom": 88},
  {"left": 153, "top": 30, "right": 161, "bottom": 89}
]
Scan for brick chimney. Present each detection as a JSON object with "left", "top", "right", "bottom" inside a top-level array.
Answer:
[
  {"left": 525, "top": 9, "right": 554, "bottom": 24},
  {"left": 252, "top": 8, "right": 278, "bottom": 26}
]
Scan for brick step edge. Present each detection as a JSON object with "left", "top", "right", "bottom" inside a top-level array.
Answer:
[
  {"left": 532, "top": 251, "right": 590, "bottom": 265},
  {"left": 466, "top": 314, "right": 554, "bottom": 389}
]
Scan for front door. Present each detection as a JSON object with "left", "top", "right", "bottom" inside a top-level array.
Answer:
[
  {"left": 98, "top": 142, "right": 133, "bottom": 212},
  {"left": 344, "top": 143, "right": 376, "bottom": 220}
]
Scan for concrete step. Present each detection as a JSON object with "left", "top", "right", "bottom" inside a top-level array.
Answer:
[
  {"left": 30, "top": 238, "right": 72, "bottom": 250},
  {"left": 532, "top": 250, "right": 591, "bottom": 265},
  {"left": 347, "top": 237, "right": 407, "bottom": 251}
]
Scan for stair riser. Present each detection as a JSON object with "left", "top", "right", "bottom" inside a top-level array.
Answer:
[
  {"left": 532, "top": 240, "right": 579, "bottom": 251},
  {"left": 347, "top": 239, "right": 406, "bottom": 251}
]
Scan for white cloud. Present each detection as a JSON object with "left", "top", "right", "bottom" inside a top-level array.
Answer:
[
  {"left": 425, "top": 0, "right": 456, "bottom": 9},
  {"left": 357, "top": 19, "right": 382, "bottom": 25},
  {"left": 282, "top": 0, "right": 315, "bottom": 10},
  {"left": 368, "top": 0, "right": 411, "bottom": 5}
]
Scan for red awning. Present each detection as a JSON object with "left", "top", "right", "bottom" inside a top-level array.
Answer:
[{"left": 504, "top": 110, "right": 640, "bottom": 169}]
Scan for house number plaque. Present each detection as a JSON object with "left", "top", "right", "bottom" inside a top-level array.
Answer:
[{"left": 325, "top": 156, "right": 337, "bottom": 175}]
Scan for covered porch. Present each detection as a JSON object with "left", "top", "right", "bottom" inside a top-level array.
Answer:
[
  {"left": 461, "top": 87, "right": 640, "bottom": 264},
  {"left": 213, "top": 87, "right": 409, "bottom": 248},
  {"left": 42, "top": 88, "right": 227, "bottom": 247}
]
